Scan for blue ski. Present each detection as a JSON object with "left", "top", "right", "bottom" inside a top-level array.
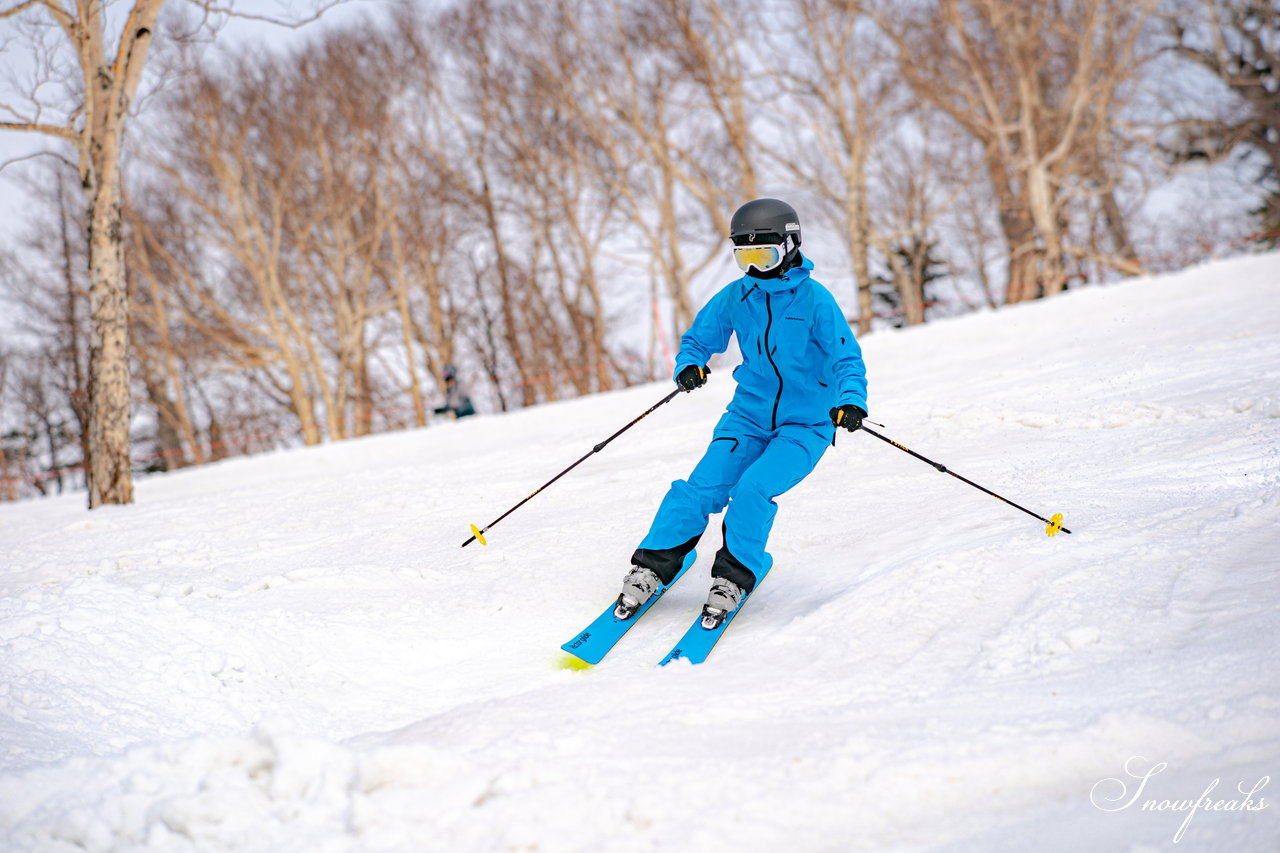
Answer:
[
  {"left": 560, "top": 551, "right": 696, "bottom": 666},
  {"left": 659, "top": 561, "right": 772, "bottom": 666}
]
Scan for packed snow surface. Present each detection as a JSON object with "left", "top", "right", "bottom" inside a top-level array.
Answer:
[{"left": 2, "top": 254, "right": 1279, "bottom": 853}]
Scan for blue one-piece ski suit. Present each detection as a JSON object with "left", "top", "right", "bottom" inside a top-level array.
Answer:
[{"left": 632, "top": 255, "right": 868, "bottom": 593}]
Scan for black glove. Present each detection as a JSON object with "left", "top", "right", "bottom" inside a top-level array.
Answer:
[
  {"left": 675, "top": 364, "right": 709, "bottom": 392},
  {"left": 830, "top": 404, "right": 867, "bottom": 431}
]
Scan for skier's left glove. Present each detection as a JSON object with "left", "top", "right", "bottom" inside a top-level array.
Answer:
[
  {"left": 830, "top": 404, "right": 867, "bottom": 431},
  {"left": 675, "top": 364, "right": 710, "bottom": 392}
]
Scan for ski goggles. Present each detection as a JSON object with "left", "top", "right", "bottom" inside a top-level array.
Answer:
[{"left": 732, "top": 243, "right": 785, "bottom": 273}]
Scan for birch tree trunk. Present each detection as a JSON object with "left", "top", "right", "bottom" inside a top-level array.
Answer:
[
  {"left": 2, "top": 0, "right": 167, "bottom": 506},
  {"left": 77, "top": 1, "right": 163, "bottom": 506}
]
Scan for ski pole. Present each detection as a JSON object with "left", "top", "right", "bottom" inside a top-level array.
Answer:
[
  {"left": 462, "top": 389, "right": 682, "bottom": 547},
  {"left": 858, "top": 425, "right": 1071, "bottom": 536}
]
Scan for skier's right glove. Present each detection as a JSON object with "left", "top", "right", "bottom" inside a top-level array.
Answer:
[
  {"left": 675, "top": 364, "right": 709, "bottom": 392},
  {"left": 831, "top": 404, "right": 867, "bottom": 431}
]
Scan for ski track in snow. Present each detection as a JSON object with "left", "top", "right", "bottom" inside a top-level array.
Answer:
[{"left": 1, "top": 254, "right": 1278, "bottom": 852}]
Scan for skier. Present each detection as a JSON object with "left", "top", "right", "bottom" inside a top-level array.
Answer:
[
  {"left": 433, "top": 365, "right": 476, "bottom": 419},
  {"left": 616, "top": 198, "right": 868, "bottom": 628}
]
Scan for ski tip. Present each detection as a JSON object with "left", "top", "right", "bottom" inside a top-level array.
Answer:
[
  {"left": 557, "top": 652, "right": 593, "bottom": 672},
  {"left": 659, "top": 648, "right": 695, "bottom": 667}
]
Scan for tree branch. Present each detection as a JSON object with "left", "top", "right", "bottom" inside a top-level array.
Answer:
[
  {"left": 0, "top": 119, "right": 77, "bottom": 141},
  {"left": 0, "top": 0, "right": 43, "bottom": 20},
  {"left": 181, "top": 0, "right": 350, "bottom": 30},
  {"left": 0, "top": 147, "right": 76, "bottom": 175}
]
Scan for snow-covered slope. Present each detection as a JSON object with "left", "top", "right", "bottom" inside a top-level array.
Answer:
[{"left": 2, "top": 254, "right": 1278, "bottom": 853}]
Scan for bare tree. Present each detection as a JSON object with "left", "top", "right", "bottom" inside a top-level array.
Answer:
[
  {"left": 415, "top": 0, "right": 545, "bottom": 406},
  {"left": 766, "top": 0, "right": 960, "bottom": 329},
  {"left": 130, "top": 25, "right": 403, "bottom": 445},
  {"left": 481, "top": 1, "right": 636, "bottom": 395},
  {"left": 0, "top": 0, "right": 167, "bottom": 505},
  {"left": 0, "top": 160, "right": 93, "bottom": 496},
  {"left": 126, "top": 193, "right": 208, "bottom": 468},
  {"left": 368, "top": 6, "right": 472, "bottom": 420},
  {"left": 879, "top": 0, "right": 1157, "bottom": 303},
  {"left": 868, "top": 121, "right": 969, "bottom": 325},
  {"left": 1161, "top": 0, "right": 1280, "bottom": 243},
  {"left": 544, "top": 0, "right": 764, "bottom": 341},
  {"left": 415, "top": 1, "right": 646, "bottom": 406},
  {"left": 0, "top": 0, "right": 344, "bottom": 507}
]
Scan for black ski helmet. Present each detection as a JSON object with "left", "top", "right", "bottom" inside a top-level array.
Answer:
[
  {"left": 730, "top": 198, "right": 801, "bottom": 247},
  {"left": 729, "top": 198, "right": 802, "bottom": 277}
]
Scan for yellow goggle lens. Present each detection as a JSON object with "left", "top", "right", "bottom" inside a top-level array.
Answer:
[{"left": 732, "top": 244, "right": 783, "bottom": 272}]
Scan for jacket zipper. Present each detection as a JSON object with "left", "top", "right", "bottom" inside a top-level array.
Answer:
[{"left": 763, "top": 293, "right": 783, "bottom": 430}]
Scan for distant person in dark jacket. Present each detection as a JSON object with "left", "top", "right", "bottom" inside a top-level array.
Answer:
[{"left": 433, "top": 364, "right": 476, "bottom": 419}]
